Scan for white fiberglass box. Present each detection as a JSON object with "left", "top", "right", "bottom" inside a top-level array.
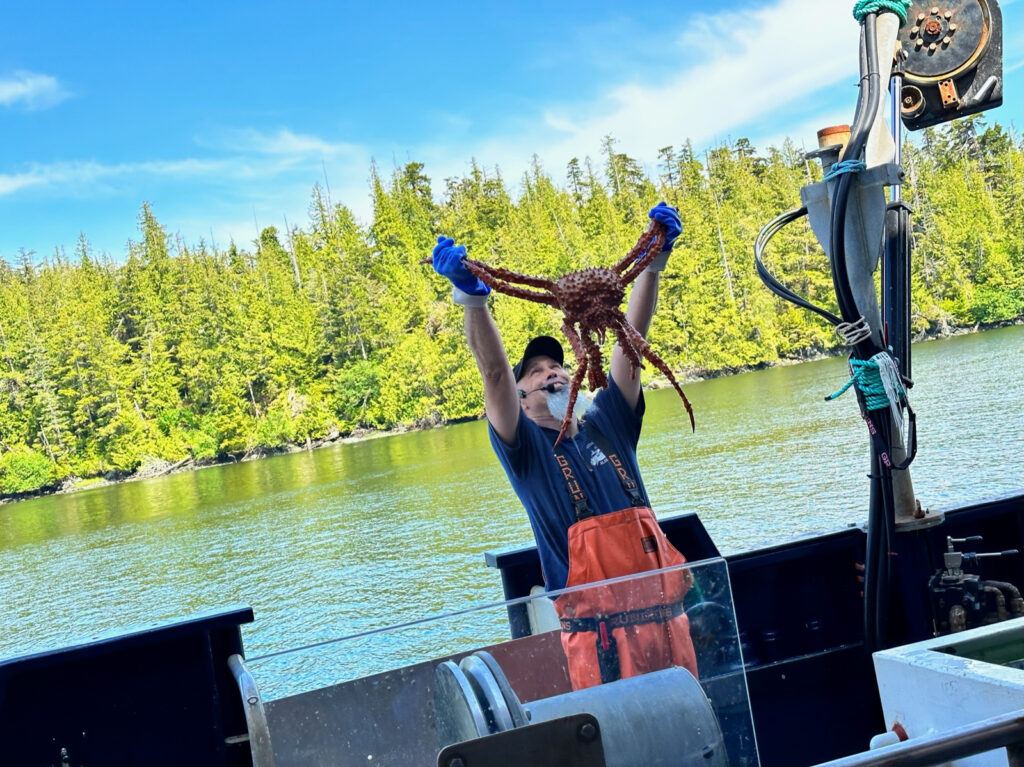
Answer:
[{"left": 873, "top": 618, "right": 1024, "bottom": 767}]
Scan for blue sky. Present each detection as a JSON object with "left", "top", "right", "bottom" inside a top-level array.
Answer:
[{"left": 1, "top": 0, "right": 1021, "bottom": 262}]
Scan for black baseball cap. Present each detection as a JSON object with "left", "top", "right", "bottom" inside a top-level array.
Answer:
[{"left": 512, "top": 335, "right": 564, "bottom": 381}]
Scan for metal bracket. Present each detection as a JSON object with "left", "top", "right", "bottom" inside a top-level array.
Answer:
[
  {"left": 938, "top": 78, "right": 960, "bottom": 109},
  {"left": 228, "top": 654, "right": 276, "bottom": 767}
]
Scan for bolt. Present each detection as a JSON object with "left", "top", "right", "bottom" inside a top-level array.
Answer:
[
  {"left": 949, "top": 22, "right": 957, "bottom": 31},
  {"left": 943, "top": 36, "right": 951, "bottom": 44},
  {"left": 915, "top": 38, "right": 924, "bottom": 48},
  {"left": 931, "top": 6, "right": 939, "bottom": 14},
  {"left": 917, "top": 12, "right": 926, "bottom": 20},
  {"left": 944, "top": 10, "right": 952, "bottom": 17},
  {"left": 911, "top": 25, "right": 920, "bottom": 35},
  {"left": 929, "top": 42, "right": 937, "bottom": 50},
  {"left": 578, "top": 722, "right": 598, "bottom": 742}
]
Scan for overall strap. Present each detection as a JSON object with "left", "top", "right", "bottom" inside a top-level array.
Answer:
[
  {"left": 581, "top": 421, "right": 647, "bottom": 508},
  {"left": 552, "top": 421, "right": 647, "bottom": 522},
  {"left": 559, "top": 598, "right": 687, "bottom": 633},
  {"left": 552, "top": 441, "right": 596, "bottom": 522}
]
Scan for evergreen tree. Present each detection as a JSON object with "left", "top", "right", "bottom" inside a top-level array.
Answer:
[{"left": 1, "top": 118, "right": 1020, "bottom": 496}]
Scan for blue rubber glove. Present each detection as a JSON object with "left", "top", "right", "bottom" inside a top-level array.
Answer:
[
  {"left": 649, "top": 202, "right": 682, "bottom": 252},
  {"left": 644, "top": 202, "right": 683, "bottom": 272},
  {"left": 431, "top": 236, "right": 491, "bottom": 302}
]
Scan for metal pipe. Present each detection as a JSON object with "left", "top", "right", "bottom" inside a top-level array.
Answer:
[
  {"left": 890, "top": 73, "right": 902, "bottom": 205},
  {"left": 810, "top": 710, "right": 1024, "bottom": 767}
]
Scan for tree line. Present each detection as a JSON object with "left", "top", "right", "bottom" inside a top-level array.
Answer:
[{"left": 1, "top": 118, "right": 1021, "bottom": 496}]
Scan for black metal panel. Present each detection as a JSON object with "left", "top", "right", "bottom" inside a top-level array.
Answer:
[
  {"left": 0, "top": 605, "right": 254, "bottom": 767},
  {"left": 437, "top": 714, "right": 606, "bottom": 767},
  {"left": 725, "top": 526, "right": 883, "bottom": 764},
  {"left": 745, "top": 646, "right": 883, "bottom": 767},
  {"left": 728, "top": 525, "right": 868, "bottom": 665}
]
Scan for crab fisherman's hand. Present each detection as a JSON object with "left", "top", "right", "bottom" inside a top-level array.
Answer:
[
  {"left": 431, "top": 236, "right": 491, "bottom": 306},
  {"left": 644, "top": 202, "right": 683, "bottom": 272}
]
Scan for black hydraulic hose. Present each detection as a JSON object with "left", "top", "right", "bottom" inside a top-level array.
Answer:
[
  {"left": 829, "top": 15, "right": 886, "bottom": 361},
  {"left": 832, "top": 14, "right": 901, "bottom": 651},
  {"left": 860, "top": 384, "right": 896, "bottom": 652},
  {"left": 754, "top": 207, "right": 843, "bottom": 325},
  {"left": 863, "top": 468, "right": 883, "bottom": 653},
  {"left": 877, "top": 418, "right": 898, "bottom": 649}
]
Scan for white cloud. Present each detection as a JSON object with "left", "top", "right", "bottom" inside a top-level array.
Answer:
[
  {"left": 0, "top": 158, "right": 232, "bottom": 198},
  {"left": 0, "top": 133, "right": 373, "bottom": 200},
  {"left": 411, "top": 0, "right": 864, "bottom": 191},
  {"left": 203, "top": 127, "right": 367, "bottom": 162},
  {"left": 0, "top": 71, "right": 69, "bottom": 110},
  {"left": 0, "top": 170, "right": 44, "bottom": 195}
]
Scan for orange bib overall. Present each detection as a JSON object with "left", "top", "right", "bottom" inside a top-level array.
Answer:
[{"left": 552, "top": 427, "right": 698, "bottom": 690}]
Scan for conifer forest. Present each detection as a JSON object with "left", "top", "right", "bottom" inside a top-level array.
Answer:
[{"left": 1, "top": 119, "right": 1021, "bottom": 495}]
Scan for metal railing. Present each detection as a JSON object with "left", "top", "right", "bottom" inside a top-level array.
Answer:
[{"left": 813, "top": 710, "right": 1024, "bottom": 767}]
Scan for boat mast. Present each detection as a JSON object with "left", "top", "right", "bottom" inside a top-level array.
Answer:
[{"left": 754, "top": 0, "right": 1006, "bottom": 651}]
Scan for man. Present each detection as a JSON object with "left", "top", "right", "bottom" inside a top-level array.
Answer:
[{"left": 430, "top": 203, "right": 697, "bottom": 690}]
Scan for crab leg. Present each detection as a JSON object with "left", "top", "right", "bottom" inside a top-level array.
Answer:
[
  {"left": 618, "top": 227, "right": 666, "bottom": 285},
  {"left": 609, "top": 315, "right": 644, "bottom": 380},
  {"left": 561, "top": 320, "right": 586, "bottom": 366},
  {"left": 555, "top": 355, "right": 590, "bottom": 447},
  {"left": 464, "top": 260, "right": 559, "bottom": 306},
  {"left": 584, "top": 333, "right": 607, "bottom": 391},
  {"left": 621, "top": 321, "right": 695, "bottom": 432}
]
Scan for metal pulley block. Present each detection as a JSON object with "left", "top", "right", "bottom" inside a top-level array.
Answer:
[{"left": 897, "top": 0, "right": 1003, "bottom": 129}]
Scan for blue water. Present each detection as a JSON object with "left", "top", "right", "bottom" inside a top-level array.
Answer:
[{"left": 1, "top": 326, "right": 1021, "bottom": 699}]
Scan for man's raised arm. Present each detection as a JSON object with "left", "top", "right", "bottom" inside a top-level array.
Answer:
[
  {"left": 464, "top": 306, "right": 519, "bottom": 444},
  {"left": 611, "top": 202, "right": 683, "bottom": 411},
  {"left": 429, "top": 237, "right": 520, "bottom": 445}
]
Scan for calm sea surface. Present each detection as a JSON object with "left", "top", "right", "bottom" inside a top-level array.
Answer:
[{"left": 1, "top": 326, "right": 1021, "bottom": 698}]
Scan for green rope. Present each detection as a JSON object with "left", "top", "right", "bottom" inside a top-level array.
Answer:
[
  {"left": 826, "top": 355, "right": 904, "bottom": 411},
  {"left": 852, "top": 0, "right": 912, "bottom": 25}
]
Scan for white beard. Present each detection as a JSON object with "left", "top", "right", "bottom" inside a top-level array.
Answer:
[{"left": 545, "top": 385, "right": 594, "bottom": 423}]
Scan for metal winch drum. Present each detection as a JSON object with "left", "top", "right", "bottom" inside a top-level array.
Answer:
[{"left": 434, "top": 651, "right": 728, "bottom": 766}]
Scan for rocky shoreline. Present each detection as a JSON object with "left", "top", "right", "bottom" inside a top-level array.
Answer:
[{"left": 3, "top": 317, "right": 1019, "bottom": 506}]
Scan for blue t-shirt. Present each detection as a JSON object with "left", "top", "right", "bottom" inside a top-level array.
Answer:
[{"left": 488, "top": 376, "right": 648, "bottom": 592}]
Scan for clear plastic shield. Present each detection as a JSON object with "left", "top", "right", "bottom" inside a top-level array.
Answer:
[{"left": 251, "top": 557, "right": 758, "bottom": 767}]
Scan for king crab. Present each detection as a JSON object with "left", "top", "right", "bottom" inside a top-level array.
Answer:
[{"left": 428, "top": 220, "right": 694, "bottom": 445}]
